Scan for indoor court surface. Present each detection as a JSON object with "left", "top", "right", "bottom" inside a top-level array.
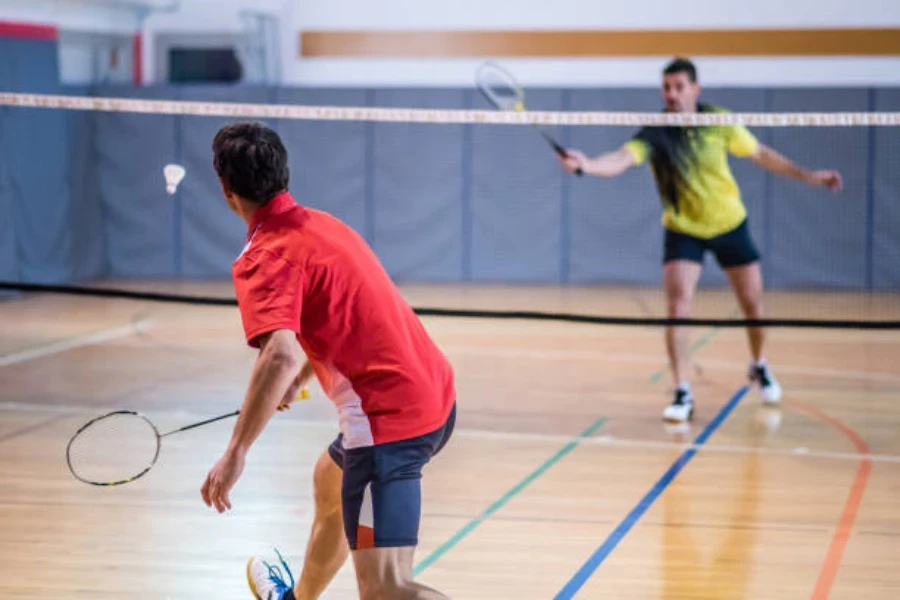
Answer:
[
  {"left": 2, "top": 283, "right": 898, "bottom": 599},
  {"left": 2, "top": 3, "right": 899, "bottom": 599}
]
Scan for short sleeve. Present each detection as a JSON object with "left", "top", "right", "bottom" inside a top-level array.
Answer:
[
  {"left": 726, "top": 125, "right": 760, "bottom": 157},
  {"left": 232, "top": 249, "right": 303, "bottom": 348},
  {"left": 623, "top": 128, "right": 652, "bottom": 164}
]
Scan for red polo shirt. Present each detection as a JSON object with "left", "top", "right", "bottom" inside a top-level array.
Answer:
[{"left": 231, "top": 192, "right": 455, "bottom": 447}]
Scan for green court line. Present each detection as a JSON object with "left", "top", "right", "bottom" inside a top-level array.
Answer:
[
  {"left": 414, "top": 323, "right": 725, "bottom": 576},
  {"left": 648, "top": 325, "right": 722, "bottom": 384},
  {"left": 413, "top": 415, "right": 607, "bottom": 576}
]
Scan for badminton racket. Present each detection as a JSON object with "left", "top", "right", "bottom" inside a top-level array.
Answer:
[
  {"left": 475, "top": 61, "right": 583, "bottom": 176},
  {"left": 66, "top": 388, "right": 310, "bottom": 486}
]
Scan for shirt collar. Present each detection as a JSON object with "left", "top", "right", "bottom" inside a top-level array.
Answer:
[{"left": 247, "top": 192, "right": 296, "bottom": 239}]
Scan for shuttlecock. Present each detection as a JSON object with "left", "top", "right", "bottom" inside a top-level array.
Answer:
[{"left": 164, "top": 164, "right": 186, "bottom": 195}]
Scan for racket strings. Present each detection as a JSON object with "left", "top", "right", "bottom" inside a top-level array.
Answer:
[
  {"left": 476, "top": 65, "right": 521, "bottom": 110},
  {"left": 66, "top": 412, "right": 160, "bottom": 485}
]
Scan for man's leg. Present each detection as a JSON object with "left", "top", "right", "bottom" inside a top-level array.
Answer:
[
  {"left": 293, "top": 450, "right": 350, "bottom": 599},
  {"left": 724, "top": 262, "right": 765, "bottom": 362},
  {"left": 247, "top": 445, "right": 349, "bottom": 600},
  {"left": 346, "top": 407, "right": 455, "bottom": 599},
  {"left": 712, "top": 219, "right": 781, "bottom": 403},
  {"left": 664, "top": 259, "right": 703, "bottom": 388},
  {"left": 724, "top": 262, "right": 782, "bottom": 403},
  {"left": 353, "top": 547, "right": 447, "bottom": 600},
  {"left": 661, "top": 227, "right": 706, "bottom": 423}
]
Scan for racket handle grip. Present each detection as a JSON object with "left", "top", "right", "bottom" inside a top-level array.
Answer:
[{"left": 551, "top": 143, "right": 584, "bottom": 177}]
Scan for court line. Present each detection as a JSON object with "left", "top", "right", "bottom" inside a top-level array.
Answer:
[
  {"left": 2, "top": 401, "right": 896, "bottom": 465},
  {"left": 1, "top": 319, "right": 726, "bottom": 580},
  {"left": 412, "top": 416, "right": 607, "bottom": 576},
  {"left": 786, "top": 400, "right": 873, "bottom": 600},
  {"left": 413, "top": 327, "right": 723, "bottom": 576},
  {"left": 443, "top": 343, "right": 900, "bottom": 384},
  {"left": 649, "top": 325, "right": 722, "bottom": 383},
  {"left": 553, "top": 385, "right": 749, "bottom": 599},
  {"left": 0, "top": 415, "right": 69, "bottom": 445},
  {"left": 422, "top": 511, "right": 899, "bottom": 538},
  {"left": 0, "top": 320, "right": 155, "bottom": 368},
  {"left": 454, "top": 429, "right": 900, "bottom": 465}
]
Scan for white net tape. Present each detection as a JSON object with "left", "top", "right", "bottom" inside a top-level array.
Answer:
[{"left": 2, "top": 92, "right": 899, "bottom": 127}]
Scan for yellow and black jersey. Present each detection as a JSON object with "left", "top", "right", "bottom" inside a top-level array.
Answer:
[{"left": 623, "top": 104, "right": 760, "bottom": 239}]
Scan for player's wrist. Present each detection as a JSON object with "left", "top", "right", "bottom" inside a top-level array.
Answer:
[
  {"left": 226, "top": 440, "right": 250, "bottom": 458},
  {"left": 581, "top": 157, "right": 597, "bottom": 175}
]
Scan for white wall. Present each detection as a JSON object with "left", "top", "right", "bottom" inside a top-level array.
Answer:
[
  {"left": 288, "top": 0, "right": 900, "bottom": 87},
  {"left": 294, "top": 0, "right": 898, "bottom": 29},
  {"left": 142, "top": 0, "right": 284, "bottom": 34},
  {"left": 291, "top": 57, "right": 900, "bottom": 88},
  {"left": 3, "top": 0, "right": 900, "bottom": 87},
  {"left": 0, "top": 0, "right": 146, "bottom": 34},
  {"left": 0, "top": 0, "right": 288, "bottom": 83},
  {"left": 0, "top": 0, "right": 153, "bottom": 83},
  {"left": 141, "top": 0, "right": 288, "bottom": 83},
  {"left": 58, "top": 31, "right": 135, "bottom": 84}
]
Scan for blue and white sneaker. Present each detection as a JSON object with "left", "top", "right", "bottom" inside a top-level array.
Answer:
[
  {"left": 749, "top": 360, "right": 782, "bottom": 404},
  {"left": 247, "top": 549, "right": 295, "bottom": 600}
]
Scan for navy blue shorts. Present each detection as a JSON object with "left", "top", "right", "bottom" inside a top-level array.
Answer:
[
  {"left": 664, "top": 219, "right": 760, "bottom": 268},
  {"left": 327, "top": 404, "right": 456, "bottom": 550}
]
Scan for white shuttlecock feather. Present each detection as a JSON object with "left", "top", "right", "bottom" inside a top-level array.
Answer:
[{"left": 164, "top": 164, "right": 186, "bottom": 195}]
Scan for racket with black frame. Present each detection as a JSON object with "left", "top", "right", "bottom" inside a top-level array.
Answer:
[
  {"left": 65, "top": 388, "right": 310, "bottom": 486},
  {"left": 65, "top": 409, "right": 240, "bottom": 486},
  {"left": 476, "top": 61, "right": 583, "bottom": 176}
]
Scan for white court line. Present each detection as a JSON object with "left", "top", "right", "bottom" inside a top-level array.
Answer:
[
  {"left": 1, "top": 400, "right": 896, "bottom": 465},
  {"left": 441, "top": 345, "right": 900, "bottom": 384},
  {"left": 454, "top": 428, "right": 900, "bottom": 464},
  {"left": 0, "top": 320, "right": 156, "bottom": 368}
]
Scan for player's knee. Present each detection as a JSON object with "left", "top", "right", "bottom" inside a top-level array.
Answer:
[
  {"left": 357, "top": 578, "right": 393, "bottom": 600},
  {"left": 354, "top": 546, "right": 430, "bottom": 600},
  {"left": 355, "top": 563, "right": 400, "bottom": 600},
  {"left": 734, "top": 287, "right": 763, "bottom": 317},
  {"left": 364, "top": 581, "right": 448, "bottom": 600},
  {"left": 741, "top": 296, "right": 764, "bottom": 319},
  {"left": 357, "top": 575, "right": 423, "bottom": 600},
  {"left": 667, "top": 294, "right": 692, "bottom": 317}
]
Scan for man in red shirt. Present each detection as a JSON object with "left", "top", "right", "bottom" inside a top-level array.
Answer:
[{"left": 200, "top": 122, "right": 455, "bottom": 600}]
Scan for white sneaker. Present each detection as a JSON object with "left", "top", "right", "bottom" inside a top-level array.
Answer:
[
  {"left": 247, "top": 550, "right": 295, "bottom": 600},
  {"left": 662, "top": 388, "right": 694, "bottom": 423},
  {"left": 749, "top": 361, "right": 782, "bottom": 404}
]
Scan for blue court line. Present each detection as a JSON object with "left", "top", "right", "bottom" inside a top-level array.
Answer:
[
  {"left": 413, "top": 415, "right": 607, "bottom": 577},
  {"left": 553, "top": 385, "right": 750, "bottom": 600}
]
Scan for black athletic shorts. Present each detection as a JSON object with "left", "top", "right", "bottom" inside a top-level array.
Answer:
[
  {"left": 327, "top": 404, "right": 456, "bottom": 550},
  {"left": 663, "top": 219, "right": 760, "bottom": 268}
]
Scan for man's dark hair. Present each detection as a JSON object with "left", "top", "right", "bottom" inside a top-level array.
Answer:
[
  {"left": 212, "top": 122, "right": 289, "bottom": 205},
  {"left": 663, "top": 57, "right": 697, "bottom": 82}
]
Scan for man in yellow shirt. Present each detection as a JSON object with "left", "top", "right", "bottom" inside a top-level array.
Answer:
[{"left": 560, "top": 58, "right": 842, "bottom": 423}]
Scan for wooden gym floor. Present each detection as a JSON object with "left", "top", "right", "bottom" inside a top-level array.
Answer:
[{"left": 1, "top": 283, "right": 898, "bottom": 599}]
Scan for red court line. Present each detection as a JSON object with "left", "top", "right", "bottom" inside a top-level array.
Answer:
[{"left": 786, "top": 399, "right": 872, "bottom": 600}]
